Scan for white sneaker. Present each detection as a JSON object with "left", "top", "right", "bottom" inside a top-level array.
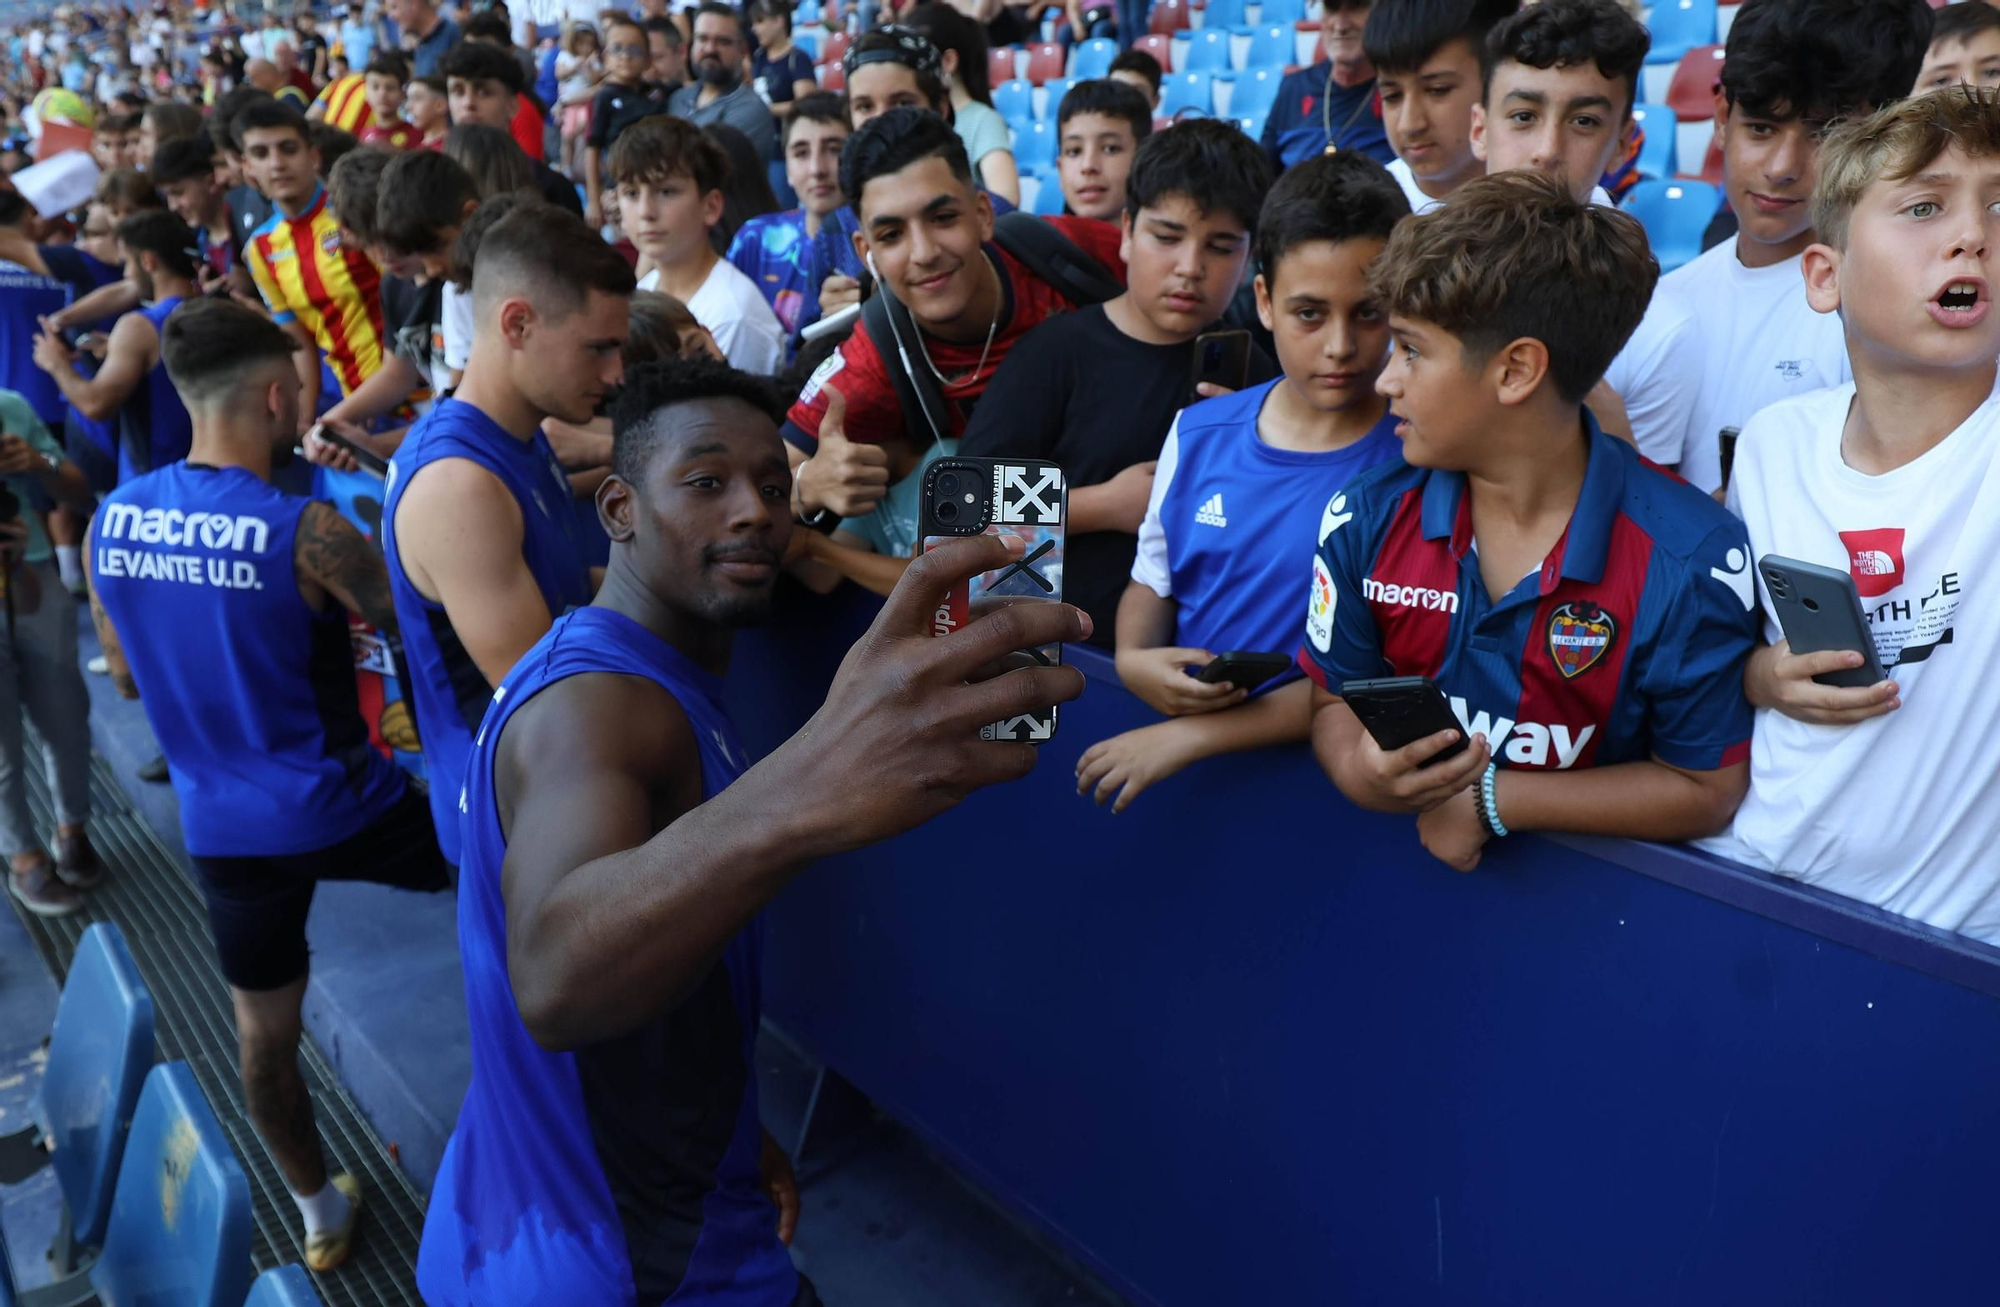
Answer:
[{"left": 86, "top": 656, "right": 108, "bottom": 676}]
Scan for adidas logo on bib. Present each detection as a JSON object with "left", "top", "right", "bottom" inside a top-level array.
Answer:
[{"left": 1195, "top": 493, "right": 1227, "bottom": 528}]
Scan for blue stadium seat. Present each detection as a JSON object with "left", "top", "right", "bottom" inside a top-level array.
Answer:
[
  {"left": 89, "top": 1063, "right": 252, "bottom": 1307},
  {"left": 1242, "top": 23, "right": 1293, "bottom": 70},
  {"left": 1643, "top": 0, "right": 1717, "bottom": 67},
  {"left": 0, "top": 921, "right": 156, "bottom": 1269},
  {"left": 1033, "top": 173, "right": 1068, "bottom": 215},
  {"left": 1256, "top": 0, "right": 1305, "bottom": 24},
  {"left": 796, "top": 0, "right": 822, "bottom": 21},
  {"left": 1013, "top": 119, "right": 1058, "bottom": 170},
  {"left": 767, "top": 159, "right": 796, "bottom": 209},
  {"left": 1036, "top": 76, "right": 1074, "bottom": 121},
  {"left": 1629, "top": 105, "right": 1677, "bottom": 182},
  {"left": 1182, "top": 27, "right": 1231, "bottom": 71},
  {"left": 994, "top": 77, "right": 1035, "bottom": 126},
  {"left": 1161, "top": 70, "right": 1216, "bottom": 116},
  {"left": 1200, "top": 0, "right": 1247, "bottom": 28},
  {"left": 1071, "top": 37, "right": 1118, "bottom": 80},
  {"left": 245, "top": 1265, "right": 325, "bottom": 1307},
  {"left": 1623, "top": 178, "right": 1719, "bottom": 273},
  {"left": 1219, "top": 66, "right": 1281, "bottom": 123}
]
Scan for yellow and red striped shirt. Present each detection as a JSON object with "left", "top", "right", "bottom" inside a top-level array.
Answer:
[
  {"left": 246, "top": 185, "right": 387, "bottom": 399},
  {"left": 313, "top": 74, "right": 375, "bottom": 134}
]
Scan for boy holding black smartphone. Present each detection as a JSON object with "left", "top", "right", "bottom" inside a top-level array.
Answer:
[
  {"left": 1076, "top": 153, "right": 1407, "bottom": 812},
  {"left": 959, "top": 119, "right": 1277, "bottom": 643},
  {"left": 1701, "top": 89, "right": 2000, "bottom": 944},
  {"left": 1304, "top": 173, "right": 1756, "bottom": 872}
]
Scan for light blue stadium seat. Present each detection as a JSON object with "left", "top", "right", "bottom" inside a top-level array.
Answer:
[
  {"left": 1013, "top": 119, "right": 1058, "bottom": 170},
  {"left": 1036, "top": 75, "right": 1074, "bottom": 121},
  {"left": 1071, "top": 37, "right": 1118, "bottom": 80},
  {"left": 796, "top": 0, "right": 822, "bottom": 22},
  {"left": 0, "top": 920, "right": 156, "bottom": 1277},
  {"left": 1160, "top": 69, "right": 1215, "bottom": 116},
  {"left": 1242, "top": 22, "right": 1292, "bottom": 70},
  {"left": 1257, "top": 0, "right": 1305, "bottom": 25},
  {"left": 1643, "top": 0, "right": 1717, "bottom": 67},
  {"left": 994, "top": 76, "right": 1035, "bottom": 126},
  {"left": 1623, "top": 178, "right": 1719, "bottom": 273},
  {"left": 1220, "top": 66, "right": 1281, "bottom": 123},
  {"left": 1200, "top": 0, "right": 1247, "bottom": 29},
  {"left": 1629, "top": 105, "right": 1677, "bottom": 181},
  {"left": 1182, "top": 26, "right": 1231, "bottom": 71},
  {"left": 89, "top": 1063, "right": 252, "bottom": 1307},
  {"left": 245, "top": 1265, "right": 325, "bottom": 1307},
  {"left": 1033, "top": 173, "right": 1068, "bottom": 215}
]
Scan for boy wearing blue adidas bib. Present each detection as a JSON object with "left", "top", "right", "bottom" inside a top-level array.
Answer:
[
  {"left": 1305, "top": 173, "right": 1758, "bottom": 872},
  {"left": 1078, "top": 153, "right": 1409, "bottom": 812}
]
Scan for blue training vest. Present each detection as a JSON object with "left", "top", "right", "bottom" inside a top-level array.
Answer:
[
  {"left": 116, "top": 296, "right": 194, "bottom": 483},
  {"left": 90, "top": 464, "right": 408, "bottom": 857},
  {"left": 382, "top": 398, "right": 593, "bottom": 865},
  {"left": 418, "top": 606, "right": 795, "bottom": 1307}
]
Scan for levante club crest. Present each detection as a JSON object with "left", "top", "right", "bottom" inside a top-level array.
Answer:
[{"left": 1548, "top": 602, "right": 1616, "bottom": 679}]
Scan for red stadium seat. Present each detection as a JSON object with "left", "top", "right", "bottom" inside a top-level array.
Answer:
[
  {"left": 989, "top": 46, "right": 1019, "bottom": 89},
  {"left": 821, "top": 61, "right": 845, "bottom": 91},
  {"left": 1150, "top": 0, "right": 1190, "bottom": 35},
  {"left": 1133, "top": 33, "right": 1173, "bottom": 73},
  {"left": 820, "top": 29, "right": 852, "bottom": 67},
  {"left": 1025, "top": 41, "right": 1066, "bottom": 85},
  {"left": 1665, "top": 44, "right": 1724, "bottom": 121}
]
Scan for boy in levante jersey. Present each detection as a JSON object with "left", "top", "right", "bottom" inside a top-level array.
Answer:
[
  {"left": 1304, "top": 172, "right": 1758, "bottom": 872},
  {"left": 1076, "top": 152, "right": 1409, "bottom": 811}
]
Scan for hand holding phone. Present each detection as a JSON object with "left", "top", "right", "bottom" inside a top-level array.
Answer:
[
  {"left": 1195, "top": 650, "right": 1293, "bottom": 695},
  {"left": 1748, "top": 554, "right": 1900, "bottom": 726},
  {"left": 1190, "top": 329, "right": 1251, "bottom": 398},
  {"left": 1118, "top": 645, "right": 1244, "bottom": 717},
  {"left": 1336, "top": 675, "right": 1490, "bottom": 813}
]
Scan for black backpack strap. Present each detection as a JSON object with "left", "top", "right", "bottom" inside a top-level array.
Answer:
[
  {"left": 991, "top": 212, "right": 1124, "bottom": 306},
  {"left": 861, "top": 284, "right": 952, "bottom": 446}
]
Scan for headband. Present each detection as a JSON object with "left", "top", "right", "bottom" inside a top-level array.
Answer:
[{"left": 842, "top": 25, "right": 942, "bottom": 81}]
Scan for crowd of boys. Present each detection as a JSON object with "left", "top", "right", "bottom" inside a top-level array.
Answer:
[{"left": 3, "top": 0, "right": 2000, "bottom": 1299}]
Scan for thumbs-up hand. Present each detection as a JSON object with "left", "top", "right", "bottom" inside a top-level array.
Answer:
[{"left": 796, "top": 386, "right": 891, "bottom": 520}]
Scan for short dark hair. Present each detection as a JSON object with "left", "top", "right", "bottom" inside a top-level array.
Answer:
[
  {"left": 785, "top": 91, "right": 851, "bottom": 146},
  {"left": 450, "top": 190, "right": 530, "bottom": 290},
  {"left": 1124, "top": 118, "right": 1272, "bottom": 236},
  {"left": 309, "top": 123, "right": 360, "bottom": 174},
  {"left": 148, "top": 135, "right": 217, "bottom": 186},
  {"left": 608, "top": 113, "right": 729, "bottom": 193},
  {"left": 1931, "top": 1, "right": 2000, "bottom": 51},
  {"left": 444, "top": 122, "right": 536, "bottom": 198},
  {"left": 471, "top": 199, "right": 637, "bottom": 318},
  {"left": 411, "top": 73, "right": 448, "bottom": 97},
  {"left": 1368, "top": 170, "right": 1655, "bottom": 404},
  {"left": 840, "top": 106, "right": 971, "bottom": 210},
  {"left": 365, "top": 51, "right": 412, "bottom": 81},
  {"left": 208, "top": 86, "right": 274, "bottom": 151},
  {"left": 624, "top": 290, "right": 702, "bottom": 365},
  {"left": 442, "top": 38, "right": 527, "bottom": 96},
  {"left": 328, "top": 146, "right": 396, "bottom": 245},
  {"left": 610, "top": 358, "right": 784, "bottom": 486},
  {"left": 640, "top": 14, "right": 683, "bottom": 45},
  {"left": 1481, "top": 0, "right": 1648, "bottom": 119},
  {"left": 376, "top": 148, "right": 482, "bottom": 255},
  {"left": 844, "top": 27, "right": 952, "bottom": 114},
  {"left": 1106, "top": 48, "right": 1163, "bottom": 93},
  {"left": 1365, "top": 0, "right": 1517, "bottom": 78},
  {"left": 0, "top": 190, "right": 28, "bottom": 228},
  {"left": 230, "top": 96, "right": 309, "bottom": 148},
  {"left": 160, "top": 297, "right": 298, "bottom": 403},
  {"left": 94, "top": 167, "right": 165, "bottom": 212},
  {"left": 604, "top": 13, "right": 644, "bottom": 43},
  {"left": 141, "top": 100, "right": 204, "bottom": 146},
  {"left": 1721, "top": 0, "right": 1932, "bottom": 124},
  {"left": 462, "top": 11, "right": 514, "bottom": 43},
  {"left": 1057, "top": 78, "right": 1154, "bottom": 140},
  {"left": 693, "top": 2, "right": 746, "bottom": 37},
  {"left": 746, "top": 0, "right": 793, "bottom": 35},
  {"left": 116, "top": 209, "right": 198, "bottom": 281},
  {"left": 1254, "top": 149, "right": 1410, "bottom": 279}
]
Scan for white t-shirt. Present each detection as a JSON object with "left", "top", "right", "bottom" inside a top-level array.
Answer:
[
  {"left": 1602, "top": 278, "right": 1700, "bottom": 465},
  {"left": 1389, "top": 158, "right": 1616, "bottom": 216},
  {"left": 1655, "top": 237, "right": 1851, "bottom": 492},
  {"left": 441, "top": 281, "right": 473, "bottom": 374},
  {"left": 1700, "top": 381, "right": 2000, "bottom": 944},
  {"left": 639, "top": 260, "right": 787, "bottom": 375}
]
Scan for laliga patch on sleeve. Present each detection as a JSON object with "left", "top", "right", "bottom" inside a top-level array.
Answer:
[
  {"left": 798, "top": 350, "right": 844, "bottom": 405},
  {"left": 1307, "top": 554, "right": 1336, "bottom": 652}
]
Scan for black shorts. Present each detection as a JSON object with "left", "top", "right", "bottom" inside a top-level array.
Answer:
[{"left": 189, "top": 784, "right": 450, "bottom": 992}]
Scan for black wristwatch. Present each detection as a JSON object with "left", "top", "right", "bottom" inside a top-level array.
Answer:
[{"left": 793, "top": 461, "right": 841, "bottom": 534}]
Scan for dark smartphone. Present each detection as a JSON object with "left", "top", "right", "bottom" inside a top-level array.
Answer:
[
  {"left": 1190, "top": 329, "right": 1252, "bottom": 394},
  {"left": 1196, "top": 650, "right": 1293, "bottom": 694},
  {"left": 1718, "top": 426, "right": 1740, "bottom": 490},
  {"left": 922, "top": 457, "right": 1068, "bottom": 743},
  {"left": 304, "top": 422, "right": 390, "bottom": 477},
  {"left": 1339, "top": 675, "right": 1468, "bottom": 765},
  {"left": 1758, "top": 554, "right": 1886, "bottom": 688}
]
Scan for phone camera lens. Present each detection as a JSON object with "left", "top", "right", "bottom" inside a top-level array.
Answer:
[
  {"left": 936, "top": 499, "right": 959, "bottom": 523},
  {"left": 937, "top": 472, "right": 961, "bottom": 498}
]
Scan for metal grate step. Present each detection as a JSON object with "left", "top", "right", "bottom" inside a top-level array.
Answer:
[{"left": 7, "top": 742, "right": 426, "bottom": 1307}]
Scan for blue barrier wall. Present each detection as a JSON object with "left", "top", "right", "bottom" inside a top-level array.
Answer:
[{"left": 726, "top": 586, "right": 2000, "bottom": 1307}]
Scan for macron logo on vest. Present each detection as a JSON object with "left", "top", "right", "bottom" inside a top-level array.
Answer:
[
  {"left": 1194, "top": 493, "right": 1227, "bottom": 528},
  {"left": 98, "top": 503, "right": 271, "bottom": 552}
]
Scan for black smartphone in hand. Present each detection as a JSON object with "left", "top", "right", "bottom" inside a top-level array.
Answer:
[
  {"left": 1339, "top": 675, "right": 1468, "bottom": 765},
  {"left": 1196, "top": 650, "right": 1293, "bottom": 694},
  {"left": 1190, "top": 329, "right": 1251, "bottom": 395}
]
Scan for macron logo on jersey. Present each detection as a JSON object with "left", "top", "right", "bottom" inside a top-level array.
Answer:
[
  {"left": 1450, "top": 697, "right": 1595, "bottom": 770},
  {"left": 1840, "top": 528, "right": 1906, "bottom": 598},
  {"left": 1363, "top": 577, "right": 1458, "bottom": 613},
  {"left": 1195, "top": 493, "right": 1227, "bottom": 528}
]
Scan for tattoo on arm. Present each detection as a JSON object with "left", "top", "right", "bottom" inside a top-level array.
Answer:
[
  {"left": 85, "top": 574, "right": 139, "bottom": 699},
  {"left": 296, "top": 502, "right": 399, "bottom": 634}
]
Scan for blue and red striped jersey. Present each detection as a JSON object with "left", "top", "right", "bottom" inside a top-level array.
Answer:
[{"left": 1301, "top": 418, "right": 1758, "bottom": 772}]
